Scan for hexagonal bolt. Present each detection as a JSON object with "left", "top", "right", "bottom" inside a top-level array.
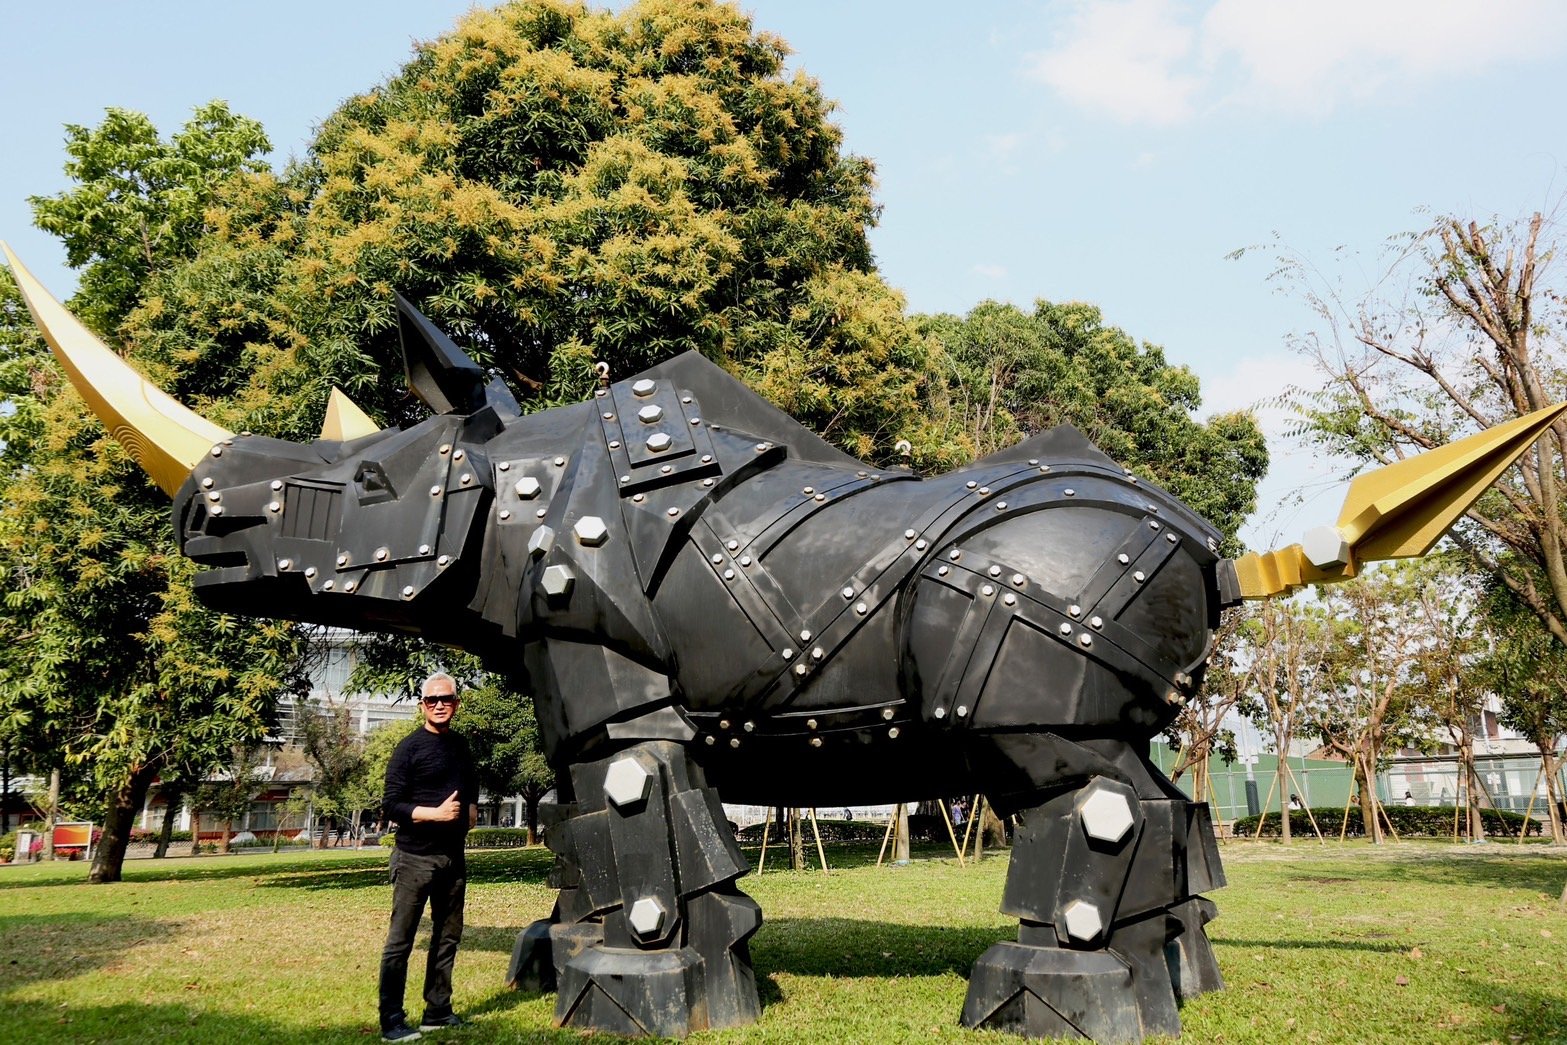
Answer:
[
  {"left": 541, "top": 563, "right": 575, "bottom": 599},
  {"left": 1302, "top": 524, "right": 1352, "bottom": 569},
  {"left": 627, "top": 896, "right": 666, "bottom": 936},
  {"left": 527, "top": 525, "right": 555, "bottom": 559},
  {"left": 637, "top": 404, "right": 664, "bottom": 424},
  {"left": 514, "top": 476, "right": 542, "bottom": 500},
  {"left": 631, "top": 378, "right": 657, "bottom": 398},
  {"left": 573, "top": 516, "right": 609, "bottom": 547},
  {"left": 1079, "top": 783, "right": 1137, "bottom": 845},
  {"left": 646, "top": 432, "right": 672, "bottom": 453},
  {"left": 603, "top": 756, "right": 653, "bottom": 809},
  {"left": 1062, "top": 899, "right": 1104, "bottom": 943}
]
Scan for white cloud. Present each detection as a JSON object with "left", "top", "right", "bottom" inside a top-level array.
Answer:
[
  {"left": 1026, "top": 0, "right": 1567, "bottom": 124},
  {"left": 986, "top": 131, "right": 1026, "bottom": 160},
  {"left": 973, "top": 263, "right": 1009, "bottom": 279}
]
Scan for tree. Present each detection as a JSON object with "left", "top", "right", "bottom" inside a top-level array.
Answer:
[
  {"left": 917, "top": 300, "right": 1268, "bottom": 548},
  {"left": 295, "top": 697, "right": 369, "bottom": 848},
  {"left": 1166, "top": 606, "right": 1245, "bottom": 807},
  {"left": 0, "top": 106, "right": 306, "bottom": 884},
  {"left": 460, "top": 680, "right": 554, "bottom": 842},
  {"left": 191, "top": 744, "right": 265, "bottom": 854}
]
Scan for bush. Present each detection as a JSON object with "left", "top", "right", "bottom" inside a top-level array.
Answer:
[
  {"left": 380, "top": 832, "right": 396, "bottom": 848},
  {"left": 734, "top": 818, "right": 891, "bottom": 845},
  {"left": 1231, "top": 805, "right": 1544, "bottom": 839},
  {"left": 128, "top": 828, "right": 192, "bottom": 845},
  {"left": 466, "top": 828, "right": 531, "bottom": 849}
]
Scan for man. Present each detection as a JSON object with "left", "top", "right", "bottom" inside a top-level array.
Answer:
[{"left": 379, "top": 671, "right": 479, "bottom": 1042}]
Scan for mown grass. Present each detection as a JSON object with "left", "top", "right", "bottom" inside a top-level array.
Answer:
[{"left": 0, "top": 839, "right": 1563, "bottom": 1043}]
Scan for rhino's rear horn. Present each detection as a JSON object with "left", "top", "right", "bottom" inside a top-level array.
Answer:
[{"left": 395, "top": 292, "right": 518, "bottom": 416}]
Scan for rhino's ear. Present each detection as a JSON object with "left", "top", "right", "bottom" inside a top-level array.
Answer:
[{"left": 394, "top": 292, "right": 518, "bottom": 416}]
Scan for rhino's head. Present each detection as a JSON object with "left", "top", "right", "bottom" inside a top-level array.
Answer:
[{"left": 4, "top": 245, "right": 519, "bottom": 646}]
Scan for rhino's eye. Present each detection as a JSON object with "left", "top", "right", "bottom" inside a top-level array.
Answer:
[{"left": 354, "top": 461, "right": 396, "bottom": 504}]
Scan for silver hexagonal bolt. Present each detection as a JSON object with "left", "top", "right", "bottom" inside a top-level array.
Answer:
[
  {"left": 1302, "top": 524, "right": 1352, "bottom": 569},
  {"left": 637, "top": 404, "right": 664, "bottom": 424},
  {"left": 603, "top": 756, "right": 653, "bottom": 808},
  {"left": 1080, "top": 783, "right": 1136, "bottom": 845},
  {"left": 573, "top": 516, "right": 609, "bottom": 547},
  {"left": 628, "top": 896, "right": 666, "bottom": 936},
  {"left": 541, "top": 563, "right": 575, "bottom": 599},
  {"left": 527, "top": 526, "right": 555, "bottom": 559},
  {"left": 646, "top": 432, "right": 672, "bottom": 453},
  {"left": 1062, "top": 899, "right": 1104, "bottom": 943},
  {"left": 631, "top": 378, "right": 657, "bottom": 397},
  {"left": 514, "top": 476, "right": 542, "bottom": 500}
]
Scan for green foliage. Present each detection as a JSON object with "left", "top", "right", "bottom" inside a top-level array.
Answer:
[
  {"left": 359, "top": 717, "right": 420, "bottom": 807},
  {"left": 458, "top": 679, "right": 553, "bottom": 810},
  {"left": 916, "top": 300, "right": 1268, "bottom": 547},
  {"left": 1232, "top": 805, "right": 1545, "bottom": 839},
  {"left": 294, "top": 700, "right": 369, "bottom": 822},
  {"left": 466, "top": 827, "right": 533, "bottom": 848}
]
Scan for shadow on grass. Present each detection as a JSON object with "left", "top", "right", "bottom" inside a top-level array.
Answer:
[
  {"left": 0, "top": 850, "right": 388, "bottom": 890},
  {"left": 1210, "top": 936, "right": 1405, "bottom": 954},
  {"left": 0, "top": 912, "right": 169, "bottom": 990},
  {"left": 253, "top": 848, "right": 555, "bottom": 892},
  {"left": 1285, "top": 849, "right": 1567, "bottom": 898},
  {"left": 1456, "top": 978, "right": 1567, "bottom": 1044}
]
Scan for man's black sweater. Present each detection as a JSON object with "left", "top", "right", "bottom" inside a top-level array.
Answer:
[{"left": 383, "top": 727, "right": 479, "bottom": 856}]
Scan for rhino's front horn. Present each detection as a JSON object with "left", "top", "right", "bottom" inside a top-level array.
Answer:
[{"left": 1, "top": 243, "right": 232, "bottom": 497}]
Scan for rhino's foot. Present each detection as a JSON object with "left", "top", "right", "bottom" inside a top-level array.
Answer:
[{"left": 541, "top": 739, "right": 762, "bottom": 1037}]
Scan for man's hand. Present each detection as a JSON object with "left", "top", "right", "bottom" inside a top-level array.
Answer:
[{"left": 412, "top": 791, "right": 463, "bottom": 823}]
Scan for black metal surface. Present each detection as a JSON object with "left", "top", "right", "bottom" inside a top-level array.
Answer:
[{"left": 172, "top": 301, "right": 1233, "bottom": 1040}]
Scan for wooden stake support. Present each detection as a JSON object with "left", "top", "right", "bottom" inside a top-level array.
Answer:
[
  {"left": 877, "top": 804, "right": 902, "bottom": 868},
  {"left": 808, "top": 807, "right": 830, "bottom": 874},
  {"left": 937, "top": 797, "right": 967, "bottom": 867}
]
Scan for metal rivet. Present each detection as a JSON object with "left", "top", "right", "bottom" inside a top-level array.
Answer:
[
  {"left": 1012, "top": 573, "right": 1026, "bottom": 586},
  {"left": 782, "top": 648, "right": 794, "bottom": 659},
  {"left": 498, "top": 461, "right": 510, "bottom": 471},
  {"left": 915, "top": 539, "right": 927, "bottom": 550},
  {"left": 209, "top": 505, "right": 224, "bottom": 516},
  {"left": 1091, "top": 616, "right": 1103, "bottom": 629},
  {"left": 499, "top": 509, "right": 512, "bottom": 520},
  {"left": 682, "top": 396, "right": 693, "bottom": 404},
  {"left": 207, "top": 491, "right": 222, "bottom": 503},
  {"left": 647, "top": 433, "right": 672, "bottom": 453},
  {"left": 270, "top": 480, "right": 283, "bottom": 492},
  {"left": 1004, "top": 594, "right": 1016, "bottom": 606},
  {"left": 609, "top": 440, "right": 621, "bottom": 449},
  {"left": 701, "top": 454, "right": 712, "bottom": 463},
  {"left": 755, "top": 443, "right": 769, "bottom": 452},
  {"left": 690, "top": 417, "right": 702, "bottom": 425},
  {"left": 375, "top": 547, "right": 389, "bottom": 561},
  {"left": 804, "top": 487, "right": 816, "bottom": 496},
  {"left": 712, "top": 554, "right": 724, "bottom": 565},
  {"left": 1059, "top": 623, "right": 1072, "bottom": 636},
  {"left": 978, "top": 486, "right": 990, "bottom": 496},
  {"left": 1118, "top": 554, "right": 1130, "bottom": 565},
  {"left": 554, "top": 457, "right": 566, "bottom": 466},
  {"left": 727, "top": 540, "right": 740, "bottom": 551},
  {"left": 988, "top": 565, "right": 1002, "bottom": 578},
  {"left": 730, "top": 737, "right": 741, "bottom": 748},
  {"left": 210, "top": 446, "right": 222, "bottom": 458},
  {"left": 996, "top": 502, "right": 1008, "bottom": 511},
  {"left": 595, "top": 388, "right": 607, "bottom": 397},
  {"left": 638, "top": 404, "right": 664, "bottom": 424},
  {"left": 430, "top": 485, "right": 442, "bottom": 497},
  {"left": 536, "top": 509, "right": 547, "bottom": 518},
  {"left": 794, "top": 664, "right": 808, "bottom": 676},
  {"left": 938, "top": 565, "right": 949, "bottom": 576},
  {"left": 1149, "top": 520, "right": 1161, "bottom": 530},
  {"left": 949, "top": 549, "right": 961, "bottom": 561},
  {"left": 1064, "top": 488, "right": 1075, "bottom": 496},
  {"left": 602, "top": 412, "right": 614, "bottom": 420},
  {"left": 1167, "top": 532, "right": 1178, "bottom": 543},
  {"left": 323, "top": 580, "right": 334, "bottom": 591},
  {"left": 966, "top": 481, "right": 977, "bottom": 490},
  {"left": 418, "top": 543, "right": 431, "bottom": 556},
  {"left": 336, "top": 554, "right": 350, "bottom": 568},
  {"left": 800, "top": 630, "right": 812, "bottom": 641},
  {"left": 814, "top": 493, "right": 825, "bottom": 502},
  {"left": 842, "top": 586, "right": 855, "bottom": 599},
  {"left": 1134, "top": 571, "right": 1146, "bottom": 583},
  {"left": 1029, "top": 459, "right": 1039, "bottom": 465},
  {"left": 667, "top": 507, "right": 679, "bottom": 517},
  {"left": 304, "top": 567, "right": 317, "bottom": 579},
  {"left": 1068, "top": 604, "right": 1082, "bottom": 617},
  {"left": 705, "top": 735, "right": 716, "bottom": 745},
  {"left": 632, "top": 494, "right": 644, "bottom": 503},
  {"left": 278, "top": 559, "right": 293, "bottom": 571},
  {"left": 810, "top": 737, "right": 823, "bottom": 748},
  {"left": 458, "top": 473, "right": 471, "bottom": 486},
  {"left": 1079, "top": 634, "right": 1093, "bottom": 648},
  {"left": 981, "top": 584, "right": 995, "bottom": 596},
  {"left": 1039, "top": 464, "right": 1050, "bottom": 473},
  {"left": 402, "top": 585, "right": 416, "bottom": 599},
  {"left": 439, "top": 444, "right": 451, "bottom": 455},
  {"left": 453, "top": 449, "right": 465, "bottom": 461},
  {"left": 956, "top": 706, "right": 968, "bottom": 717},
  {"left": 812, "top": 647, "right": 825, "bottom": 660},
  {"left": 739, "top": 555, "right": 752, "bottom": 567},
  {"left": 743, "top": 721, "right": 755, "bottom": 732},
  {"left": 201, "top": 477, "right": 214, "bottom": 489},
  {"left": 934, "top": 707, "right": 946, "bottom": 719},
  {"left": 904, "top": 529, "right": 917, "bottom": 540},
  {"left": 720, "top": 719, "right": 731, "bottom": 729},
  {"left": 703, "top": 478, "right": 714, "bottom": 486},
  {"left": 661, "top": 465, "right": 673, "bottom": 474},
  {"left": 620, "top": 475, "right": 630, "bottom": 484},
  {"left": 632, "top": 378, "right": 657, "bottom": 397},
  {"left": 882, "top": 708, "right": 895, "bottom": 720},
  {"left": 438, "top": 555, "right": 451, "bottom": 567},
  {"left": 343, "top": 581, "right": 356, "bottom": 593},
  {"left": 807, "top": 718, "right": 818, "bottom": 730},
  {"left": 723, "top": 569, "right": 735, "bottom": 580},
  {"left": 888, "top": 727, "right": 900, "bottom": 739},
  {"left": 856, "top": 602, "right": 868, "bottom": 615}
]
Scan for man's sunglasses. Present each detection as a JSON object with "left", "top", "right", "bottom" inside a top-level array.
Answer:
[{"left": 422, "top": 695, "right": 457, "bottom": 707}]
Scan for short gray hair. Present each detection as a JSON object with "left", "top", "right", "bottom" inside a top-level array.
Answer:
[{"left": 420, "top": 671, "right": 458, "bottom": 698}]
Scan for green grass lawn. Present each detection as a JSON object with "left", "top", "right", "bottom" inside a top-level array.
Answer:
[{"left": 0, "top": 840, "right": 1563, "bottom": 1043}]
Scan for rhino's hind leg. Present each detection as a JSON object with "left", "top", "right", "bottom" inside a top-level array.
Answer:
[
  {"left": 533, "top": 739, "right": 761, "bottom": 1037},
  {"left": 961, "top": 734, "right": 1224, "bottom": 1042}
]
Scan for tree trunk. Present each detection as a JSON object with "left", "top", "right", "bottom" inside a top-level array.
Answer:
[
  {"left": 980, "top": 802, "right": 1006, "bottom": 851},
  {"left": 154, "top": 787, "right": 182, "bottom": 859},
  {"left": 525, "top": 793, "right": 541, "bottom": 846},
  {"left": 788, "top": 809, "right": 806, "bottom": 870},
  {"left": 220, "top": 820, "right": 232, "bottom": 854},
  {"left": 1356, "top": 753, "right": 1382, "bottom": 844},
  {"left": 42, "top": 767, "right": 60, "bottom": 861},
  {"left": 191, "top": 810, "right": 202, "bottom": 856},
  {"left": 1, "top": 739, "right": 10, "bottom": 835},
  {"left": 89, "top": 765, "right": 159, "bottom": 884},
  {"left": 1461, "top": 747, "right": 1487, "bottom": 842},
  {"left": 1277, "top": 736, "right": 1293, "bottom": 847},
  {"left": 1540, "top": 749, "right": 1566, "bottom": 846},
  {"left": 892, "top": 805, "right": 910, "bottom": 864},
  {"left": 316, "top": 815, "right": 331, "bottom": 849}
]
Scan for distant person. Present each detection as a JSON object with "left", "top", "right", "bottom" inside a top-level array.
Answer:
[
  {"left": 952, "top": 802, "right": 966, "bottom": 827},
  {"left": 378, "top": 671, "right": 478, "bottom": 1042},
  {"left": 842, "top": 808, "right": 852, "bottom": 822},
  {"left": 1403, "top": 791, "right": 1415, "bottom": 807},
  {"left": 1288, "top": 794, "right": 1302, "bottom": 811}
]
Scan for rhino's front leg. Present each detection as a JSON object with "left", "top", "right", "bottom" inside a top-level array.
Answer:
[{"left": 523, "top": 739, "right": 762, "bottom": 1037}]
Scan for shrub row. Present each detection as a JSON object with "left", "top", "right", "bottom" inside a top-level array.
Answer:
[
  {"left": 467, "top": 828, "right": 533, "bottom": 848},
  {"left": 1231, "top": 805, "right": 1546, "bottom": 839}
]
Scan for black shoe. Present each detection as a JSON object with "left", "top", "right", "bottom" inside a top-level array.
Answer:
[
  {"left": 419, "top": 1015, "right": 465, "bottom": 1032},
  {"left": 382, "top": 1022, "right": 422, "bottom": 1042}
]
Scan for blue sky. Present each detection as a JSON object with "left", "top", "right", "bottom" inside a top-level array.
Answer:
[{"left": 4, "top": 1, "right": 1566, "bottom": 548}]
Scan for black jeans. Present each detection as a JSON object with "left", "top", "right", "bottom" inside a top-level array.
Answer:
[{"left": 379, "top": 847, "right": 466, "bottom": 1030}]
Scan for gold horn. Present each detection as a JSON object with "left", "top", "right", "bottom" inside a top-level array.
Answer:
[
  {"left": 1, "top": 243, "right": 232, "bottom": 496},
  {"left": 1231, "top": 400, "right": 1567, "bottom": 599},
  {"left": 320, "top": 387, "right": 380, "bottom": 442}
]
